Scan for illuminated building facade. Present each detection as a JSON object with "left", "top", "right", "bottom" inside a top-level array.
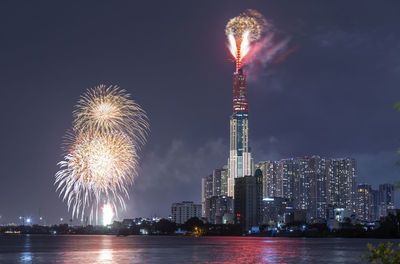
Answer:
[
  {"left": 255, "top": 156, "right": 357, "bottom": 221},
  {"left": 205, "top": 195, "right": 234, "bottom": 224},
  {"left": 327, "top": 158, "right": 358, "bottom": 214},
  {"left": 201, "top": 174, "right": 213, "bottom": 217},
  {"left": 256, "top": 161, "right": 281, "bottom": 199},
  {"left": 378, "top": 183, "right": 395, "bottom": 218},
  {"left": 201, "top": 166, "right": 229, "bottom": 218},
  {"left": 356, "top": 183, "right": 372, "bottom": 221},
  {"left": 171, "top": 201, "right": 201, "bottom": 224},
  {"left": 228, "top": 68, "right": 254, "bottom": 197}
]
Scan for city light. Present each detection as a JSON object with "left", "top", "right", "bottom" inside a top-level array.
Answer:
[
  {"left": 263, "top": 197, "right": 274, "bottom": 201},
  {"left": 102, "top": 203, "right": 114, "bottom": 226}
]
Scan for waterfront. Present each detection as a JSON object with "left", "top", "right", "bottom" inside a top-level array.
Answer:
[{"left": 0, "top": 235, "right": 398, "bottom": 263}]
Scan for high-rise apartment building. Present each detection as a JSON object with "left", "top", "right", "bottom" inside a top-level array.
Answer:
[
  {"left": 371, "top": 189, "right": 380, "bottom": 221},
  {"left": 309, "top": 156, "right": 329, "bottom": 220},
  {"left": 234, "top": 173, "right": 262, "bottom": 232},
  {"left": 220, "top": 165, "right": 229, "bottom": 196},
  {"left": 201, "top": 174, "right": 213, "bottom": 217},
  {"left": 357, "top": 183, "right": 372, "bottom": 221},
  {"left": 204, "top": 195, "right": 234, "bottom": 224},
  {"left": 171, "top": 201, "right": 202, "bottom": 224},
  {"left": 256, "top": 160, "right": 281, "bottom": 198},
  {"left": 256, "top": 156, "right": 357, "bottom": 221},
  {"left": 379, "top": 183, "right": 395, "bottom": 218},
  {"left": 327, "top": 158, "right": 358, "bottom": 214},
  {"left": 201, "top": 166, "right": 229, "bottom": 219}
]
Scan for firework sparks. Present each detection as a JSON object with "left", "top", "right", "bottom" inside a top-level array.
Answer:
[
  {"left": 73, "top": 85, "right": 148, "bottom": 148},
  {"left": 225, "top": 9, "right": 267, "bottom": 72},
  {"left": 55, "top": 85, "right": 149, "bottom": 224}
]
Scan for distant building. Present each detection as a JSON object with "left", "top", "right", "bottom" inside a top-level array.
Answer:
[
  {"left": 261, "top": 197, "right": 292, "bottom": 225},
  {"left": 379, "top": 183, "right": 395, "bottom": 218},
  {"left": 201, "top": 166, "right": 229, "bottom": 218},
  {"left": 201, "top": 174, "right": 213, "bottom": 217},
  {"left": 371, "top": 189, "right": 380, "bottom": 221},
  {"left": 327, "top": 158, "right": 358, "bottom": 215},
  {"left": 255, "top": 156, "right": 357, "bottom": 221},
  {"left": 234, "top": 173, "right": 262, "bottom": 232},
  {"left": 220, "top": 165, "right": 229, "bottom": 196},
  {"left": 212, "top": 170, "right": 222, "bottom": 197},
  {"left": 256, "top": 160, "right": 280, "bottom": 199},
  {"left": 284, "top": 209, "right": 307, "bottom": 225},
  {"left": 357, "top": 183, "right": 372, "bottom": 221},
  {"left": 308, "top": 156, "right": 329, "bottom": 220},
  {"left": 171, "top": 201, "right": 202, "bottom": 224},
  {"left": 205, "top": 195, "right": 233, "bottom": 224},
  {"left": 121, "top": 219, "right": 134, "bottom": 227}
]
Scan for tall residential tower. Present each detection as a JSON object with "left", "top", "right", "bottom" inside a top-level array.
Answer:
[{"left": 227, "top": 68, "right": 254, "bottom": 197}]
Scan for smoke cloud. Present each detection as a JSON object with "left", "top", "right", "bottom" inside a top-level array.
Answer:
[{"left": 244, "top": 31, "right": 296, "bottom": 82}]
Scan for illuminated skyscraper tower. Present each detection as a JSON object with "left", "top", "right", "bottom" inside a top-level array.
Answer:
[{"left": 228, "top": 67, "right": 254, "bottom": 197}]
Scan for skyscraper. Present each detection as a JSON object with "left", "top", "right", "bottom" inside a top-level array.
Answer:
[
  {"left": 379, "top": 183, "right": 395, "bottom": 218},
  {"left": 202, "top": 166, "right": 229, "bottom": 219},
  {"left": 327, "top": 158, "right": 357, "bottom": 214},
  {"left": 234, "top": 173, "right": 262, "bottom": 232},
  {"left": 255, "top": 156, "right": 357, "bottom": 221},
  {"left": 256, "top": 160, "right": 281, "bottom": 199},
  {"left": 228, "top": 68, "right": 254, "bottom": 197},
  {"left": 357, "top": 183, "right": 372, "bottom": 221},
  {"left": 205, "top": 195, "right": 234, "bottom": 224},
  {"left": 201, "top": 174, "right": 213, "bottom": 217},
  {"left": 309, "top": 156, "right": 329, "bottom": 220}
]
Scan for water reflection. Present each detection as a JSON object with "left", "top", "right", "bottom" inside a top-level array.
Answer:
[
  {"left": 97, "top": 236, "right": 113, "bottom": 263},
  {"left": 98, "top": 249, "right": 113, "bottom": 262},
  {"left": 19, "top": 234, "right": 33, "bottom": 263},
  {"left": 0, "top": 235, "right": 394, "bottom": 263},
  {"left": 20, "top": 252, "right": 33, "bottom": 263}
]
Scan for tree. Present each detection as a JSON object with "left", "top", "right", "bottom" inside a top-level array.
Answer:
[
  {"left": 182, "top": 217, "right": 204, "bottom": 232},
  {"left": 362, "top": 242, "right": 400, "bottom": 264},
  {"left": 154, "top": 219, "right": 177, "bottom": 234}
]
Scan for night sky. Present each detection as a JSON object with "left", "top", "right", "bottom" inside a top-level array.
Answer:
[{"left": 1, "top": 1, "right": 400, "bottom": 224}]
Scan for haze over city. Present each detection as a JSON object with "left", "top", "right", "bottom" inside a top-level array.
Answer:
[{"left": 1, "top": 0, "right": 400, "bottom": 225}]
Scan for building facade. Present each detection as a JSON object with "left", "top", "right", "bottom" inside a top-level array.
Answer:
[
  {"left": 379, "top": 183, "right": 395, "bottom": 218},
  {"left": 255, "top": 156, "right": 357, "bottom": 221},
  {"left": 171, "top": 201, "right": 202, "bottom": 224},
  {"left": 204, "top": 195, "right": 234, "bottom": 224},
  {"left": 202, "top": 166, "right": 229, "bottom": 218},
  {"left": 357, "top": 183, "right": 372, "bottom": 222},
  {"left": 228, "top": 68, "right": 254, "bottom": 197},
  {"left": 234, "top": 173, "right": 262, "bottom": 232},
  {"left": 201, "top": 174, "right": 213, "bottom": 217},
  {"left": 327, "top": 158, "right": 358, "bottom": 215}
]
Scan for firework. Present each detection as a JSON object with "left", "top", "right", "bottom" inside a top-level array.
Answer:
[
  {"left": 73, "top": 85, "right": 148, "bottom": 148},
  {"left": 225, "top": 9, "right": 267, "bottom": 71},
  {"left": 102, "top": 203, "right": 114, "bottom": 226},
  {"left": 55, "top": 85, "right": 149, "bottom": 223}
]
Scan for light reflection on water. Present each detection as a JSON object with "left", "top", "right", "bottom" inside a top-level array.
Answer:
[
  {"left": 98, "top": 249, "right": 113, "bottom": 262},
  {"left": 0, "top": 235, "right": 397, "bottom": 263}
]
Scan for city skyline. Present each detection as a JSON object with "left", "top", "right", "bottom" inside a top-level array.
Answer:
[{"left": 1, "top": 1, "right": 400, "bottom": 224}]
